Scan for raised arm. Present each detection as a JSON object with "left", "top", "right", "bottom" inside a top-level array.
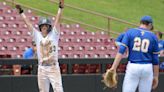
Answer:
[
  {"left": 15, "top": 5, "right": 34, "bottom": 32},
  {"left": 54, "top": 0, "right": 64, "bottom": 28}
]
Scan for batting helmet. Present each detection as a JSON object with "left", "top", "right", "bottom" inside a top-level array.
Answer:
[{"left": 38, "top": 17, "right": 52, "bottom": 33}]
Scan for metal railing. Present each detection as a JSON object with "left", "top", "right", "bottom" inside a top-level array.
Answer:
[
  {"left": 5, "top": 0, "right": 139, "bottom": 37},
  {"left": 48, "top": 0, "right": 138, "bottom": 35}
]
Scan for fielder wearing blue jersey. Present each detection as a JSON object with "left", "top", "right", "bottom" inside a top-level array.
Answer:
[
  {"left": 158, "top": 40, "right": 164, "bottom": 51},
  {"left": 107, "top": 16, "right": 159, "bottom": 92},
  {"left": 23, "top": 48, "right": 35, "bottom": 59},
  {"left": 22, "top": 41, "right": 37, "bottom": 74},
  {"left": 115, "top": 28, "right": 129, "bottom": 46},
  {"left": 115, "top": 32, "right": 129, "bottom": 57},
  {"left": 156, "top": 31, "right": 164, "bottom": 55},
  {"left": 115, "top": 32, "right": 125, "bottom": 46}
]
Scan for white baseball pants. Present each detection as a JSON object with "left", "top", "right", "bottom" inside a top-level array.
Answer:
[
  {"left": 38, "top": 65, "right": 64, "bottom": 92},
  {"left": 123, "top": 62, "right": 153, "bottom": 92}
]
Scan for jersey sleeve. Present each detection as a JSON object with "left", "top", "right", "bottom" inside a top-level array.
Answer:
[
  {"left": 118, "top": 31, "right": 129, "bottom": 54},
  {"left": 116, "top": 33, "right": 124, "bottom": 42},
  {"left": 115, "top": 33, "right": 124, "bottom": 46},
  {"left": 23, "top": 51, "right": 27, "bottom": 59},
  {"left": 52, "top": 26, "right": 60, "bottom": 39},
  {"left": 52, "top": 26, "right": 60, "bottom": 35},
  {"left": 152, "top": 35, "right": 160, "bottom": 65},
  {"left": 31, "top": 27, "right": 40, "bottom": 43},
  {"left": 23, "top": 49, "right": 32, "bottom": 59}
]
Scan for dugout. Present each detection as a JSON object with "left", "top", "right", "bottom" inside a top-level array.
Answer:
[{"left": 0, "top": 57, "right": 164, "bottom": 92}]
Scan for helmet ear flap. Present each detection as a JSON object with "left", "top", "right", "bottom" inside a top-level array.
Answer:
[
  {"left": 47, "top": 25, "right": 52, "bottom": 33},
  {"left": 39, "top": 25, "right": 42, "bottom": 32}
]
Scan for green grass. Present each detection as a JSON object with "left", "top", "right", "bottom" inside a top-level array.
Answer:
[
  {"left": 65, "top": 0, "right": 164, "bottom": 32},
  {"left": 1, "top": 0, "right": 164, "bottom": 37}
]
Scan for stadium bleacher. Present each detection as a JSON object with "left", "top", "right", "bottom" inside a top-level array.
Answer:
[
  {"left": 0, "top": 2, "right": 163, "bottom": 75},
  {"left": 0, "top": 2, "right": 118, "bottom": 59},
  {"left": 0, "top": 2, "right": 119, "bottom": 74}
]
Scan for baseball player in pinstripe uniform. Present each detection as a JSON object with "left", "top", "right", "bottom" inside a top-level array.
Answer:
[
  {"left": 109, "top": 16, "right": 159, "bottom": 92},
  {"left": 16, "top": 1, "right": 64, "bottom": 92}
]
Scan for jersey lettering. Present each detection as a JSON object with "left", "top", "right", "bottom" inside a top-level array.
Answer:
[{"left": 132, "top": 37, "right": 150, "bottom": 53}]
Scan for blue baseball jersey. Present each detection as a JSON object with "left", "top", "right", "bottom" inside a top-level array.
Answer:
[
  {"left": 158, "top": 40, "right": 164, "bottom": 51},
  {"left": 160, "top": 62, "right": 164, "bottom": 69},
  {"left": 119, "top": 28, "right": 159, "bottom": 65},
  {"left": 23, "top": 48, "right": 35, "bottom": 59},
  {"left": 115, "top": 32, "right": 125, "bottom": 46}
]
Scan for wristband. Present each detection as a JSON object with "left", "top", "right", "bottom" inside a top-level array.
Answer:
[
  {"left": 19, "top": 8, "right": 24, "bottom": 14},
  {"left": 21, "top": 13, "right": 26, "bottom": 18},
  {"left": 57, "top": 8, "right": 62, "bottom": 14},
  {"left": 43, "top": 57, "right": 48, "bottom": 61}
]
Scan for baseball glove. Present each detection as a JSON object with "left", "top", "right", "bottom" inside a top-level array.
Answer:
[{"left": 102, "top": 69, "right": 118, "bottom": 88}]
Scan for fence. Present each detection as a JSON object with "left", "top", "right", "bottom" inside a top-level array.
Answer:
[{"left": 0, "top": 57, "right": 164, "bottom": 92}]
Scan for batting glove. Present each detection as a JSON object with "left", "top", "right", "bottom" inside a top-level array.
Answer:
[
  {"left": 59, "top": 1, "right": 64, "bottom": 9},
  {"left": 15, "top": 5, "right": 24, "bottom": 14}
]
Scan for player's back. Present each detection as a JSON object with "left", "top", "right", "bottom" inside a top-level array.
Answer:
[{"left": 124, "top": 28, "right": 158, "bottom": 64}]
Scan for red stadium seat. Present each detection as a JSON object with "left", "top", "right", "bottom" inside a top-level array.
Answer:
[
  {"left": 60, "top": 64, "right": 67, "bottom": 74},
  {"left": 0, "top": 16, "right": 5, "bottom": 21},
  {"left": 4, "top": 16, "right": 16, "bottom": 21},
  {"left": 0, "top": 2, "right": 7, "bottom": 7},
  {"left": 72, "top": 64, "right": 87, "bottom": 74},
  {"left": 86, "top": 64, "right": 100, "bottom": 73},
  {"left": 0, "top": 22, "right": 8, "bottom": 28},
  {"left": 7, "top": 45, "right": 20, "bottom": 51},
  {"left": 1, "top": 30, "right": 12, "bottom": 36},
  {"left": 95, "top": 46, "right": 107, "bottom": 51},
  {"left": 59, "top": 51, "right": 73, "bottom": 58},
  {"left": 29, "top": 16, "right": 38, "bottom": 22},
  {"left": 6, "top": 37, "right": 17, "bottom": 43},
  {"left": 3, "top": 9, "right": 14, "bottom": 14},
  {"left": 11, "top": 53, "right": 23, "bottom": 58},
  {"left": 84, "top": 52, "right": 95, "bottom": 58},
  {"left": 11, "top": 30, "right": 23, "bottom": 36},
  {"left": 0, "top": 9, "right": 3, "bottom": 15},
  {"left": 106, "top": 64, "right": 112, "bottom": 69},
  {"left": 72, "top": 51, "right": 84, "bottom": 58},
  {"left": 0, "top": 37, "right": 6, "bottom": 43},
  {"left": 0, "top": 4, "right": 125, "bottom": 75},
  {"left": 0, "top": 45, "right": 7, "bottom": 51},
  {"left": 16, "top": 37, "right": 32, "bottom": 43},
  {"left": 15, "top": 15, "right": 23, "bottom": 21},
  {"left": 117, "top": 64, "right": 127, "bottom": 73}
]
